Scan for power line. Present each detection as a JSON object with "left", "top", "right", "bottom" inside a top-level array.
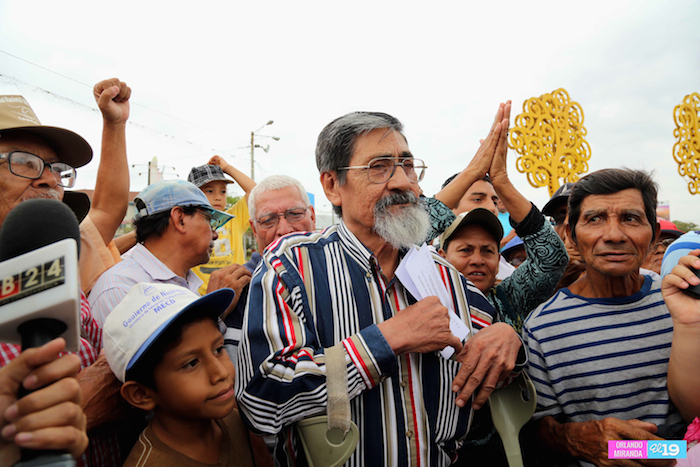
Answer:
[
  {"left": 0, "top": 49, "right": 92, "bottom": 88},
  {"left": 0, "top": 74, "right": 239, "bottom": 156},
  {"left": 0, "top": 49, "right": 248, "bottom": 143}
]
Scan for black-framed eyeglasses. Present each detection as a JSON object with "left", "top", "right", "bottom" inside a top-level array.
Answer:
[
  {"left": 195, "top": 208, "right": 224, "bottom": 231},
  {"left": 0, "top": 151, "right": 77, "bottom": 188},
  {"left": 255, "top": 207, "right": 308, "bottom": 229},
  {"left": 337, "top": 157, "right": 426, "bottom": 184}
]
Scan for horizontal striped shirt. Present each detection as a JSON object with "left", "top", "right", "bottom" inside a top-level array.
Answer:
[
  {"left": 88, "top": 243, "right": 203, "bottom": 325},
  {"left": 523, "top": 275, "right": 682, "bottom": 427},
  {"left": 236, "top": 221, "right": 515, "bottom": 467}
]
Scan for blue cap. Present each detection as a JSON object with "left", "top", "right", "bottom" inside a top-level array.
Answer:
[
  {"left": 501, "top": 236, "right": 524, "bottom": 258},
  {"left": 660, "top": 231, "right": 700, "bottom": 279},
  {"left": 133, "top": 179, "right": 233, "bottom": 228}
]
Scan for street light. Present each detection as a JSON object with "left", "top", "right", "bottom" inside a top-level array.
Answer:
[{"left": 251, "top": 120, "right": 280, "bottom": 181}]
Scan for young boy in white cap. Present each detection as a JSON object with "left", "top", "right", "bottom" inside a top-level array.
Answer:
[{"left": 103, "top": 282, "right": 256, "bottom": 467}]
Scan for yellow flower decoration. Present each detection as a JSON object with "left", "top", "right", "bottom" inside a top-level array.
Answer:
[
  {"left": 673, "top": 93, "right": 700, "bottom": 195},
  {"left": 508, "top": 88, "right": 591, "bottom": 196}
]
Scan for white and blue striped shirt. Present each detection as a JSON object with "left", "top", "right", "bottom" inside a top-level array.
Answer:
[{"left": 523, "top": 275, "right": 682, "bottom": 427}]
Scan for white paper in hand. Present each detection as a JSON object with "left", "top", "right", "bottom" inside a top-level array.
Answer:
[{"left": 395, "top": 244, "right": 471, "bottom": 359}]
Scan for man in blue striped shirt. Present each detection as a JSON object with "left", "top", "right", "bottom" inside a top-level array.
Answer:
[
  {"left": 236, "top": 110, "right": 526, "bottom": 466},
  {"left": 523, "top": 168, "right": 683, "bottom": 466}
]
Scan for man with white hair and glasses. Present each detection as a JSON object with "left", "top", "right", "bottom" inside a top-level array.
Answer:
[{"left": 220, "top": 174, "right": 316, "bottom": 362}]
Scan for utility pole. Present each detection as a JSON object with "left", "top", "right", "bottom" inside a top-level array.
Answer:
[
  {"left": 250, "top": 131, "right": 255, "bottom": 182},
  {"left": 250, "top": 120, "right": 280, "bottom": 181}
]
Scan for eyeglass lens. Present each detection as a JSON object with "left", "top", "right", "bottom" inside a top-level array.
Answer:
[
  {"left": 197, "top": 209, "right": 219, "bottom": 230},
  {"left": 258, "top": 208, "right": 307, "bottom": 228},
  {"left": 368, "top": 158, "right": 425, "bottom": 184},
  {"left": 6, "top": 152, "right": 76, "bottom": 188}
]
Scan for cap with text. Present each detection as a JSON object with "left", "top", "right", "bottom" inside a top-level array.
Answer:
[{"left": 103, "top": 282, "right": 234, "bottom": 382}]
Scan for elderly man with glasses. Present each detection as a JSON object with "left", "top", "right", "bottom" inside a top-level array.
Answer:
[
  {"left": 0, "top": 81, "right": 138, "bottom": 466},
  {"left": 0, "top": 80, "right": 132, "bottom": 293},
  {"left": 236, "top": 110, "right": 526, "bottom": 467},
  {"left": 0, "top": 100, "right": 88, "bottom": 226},
  {"left": 212, "top": 174, "right": 317, "bottom": 363}
]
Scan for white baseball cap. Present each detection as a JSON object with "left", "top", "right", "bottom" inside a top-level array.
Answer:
[{"left": 103, "top": 283, "right": 234, "bottom": 382}]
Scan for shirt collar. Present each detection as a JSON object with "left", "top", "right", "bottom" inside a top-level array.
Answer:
[
  {"left": 130, "top": 243, "right": 203, "bottom": 290},
  {"left": 336, "top": 220, "right": 411, "bottom": 277},
  {"left": 337, "top": 220, "right": 374, "bottom": 267}
]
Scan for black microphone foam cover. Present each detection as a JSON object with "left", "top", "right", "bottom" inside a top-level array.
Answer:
[{"left": 0, "top": 199, "right": 81, "bottom": 261}]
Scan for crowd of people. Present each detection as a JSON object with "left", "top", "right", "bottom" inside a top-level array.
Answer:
[{"left": 0, "top": 78, "right": 698, "bottom": 467}]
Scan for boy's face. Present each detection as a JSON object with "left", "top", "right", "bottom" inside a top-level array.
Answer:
[
  {"left": 152, "top": 319, "right": 235, "bottom": 420},
  {"left": 200, "top": 180, "right": 228, "bottom": 211}
]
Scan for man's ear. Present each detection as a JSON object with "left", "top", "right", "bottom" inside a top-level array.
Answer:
[
  {"left": 438, "top": 248, "right": 447, "bottom": 258},
  {"left": 170, "top": 207, "right": 187, "bottom": 234},
  {"left": 121, "top": 381, "right": 157, "bottom": 411},
  {"left": 308, "top": 205, "right": 317, "bottom": 228},
  {"left": 320, "top": 172, "right": 341, "bottom": 211},
  {"left": 566, "top": 222, "right": 576, "bottom": 246}
]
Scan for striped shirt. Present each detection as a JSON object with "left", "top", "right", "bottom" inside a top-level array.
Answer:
[
  {"left": 88, "top": 243, "right": 203, "bottom": 325},
  {"left": 523, "top": 275, "right": 682, "bottom": 427},
  {"left": 236, "top": 221, "right": 516, "bottom": 467}
]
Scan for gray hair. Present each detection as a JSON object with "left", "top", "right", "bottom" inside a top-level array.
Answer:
[
  {"left": 248, "top": 174, "right": 310, "bottom": 220},
  {"left": 568, "top": 168, "right": 658, "bottom": 245},
  {"left": 315, "top": 112, "right": 406, "bottom": 217}
]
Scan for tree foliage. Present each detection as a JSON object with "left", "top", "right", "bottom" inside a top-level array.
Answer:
[
  {"left": 672, "top": 220, "right": 698, "bottom": 233},
  {"left": 226, "top": 195, "right": 241, "bottom": 211}
]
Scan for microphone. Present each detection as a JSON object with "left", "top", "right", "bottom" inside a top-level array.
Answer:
[
  {"left": 0, "top": 199, "right": 81, "bottom": 467},
  {"left": 0, "top": 199, "right": 81, "bottom": 351}
]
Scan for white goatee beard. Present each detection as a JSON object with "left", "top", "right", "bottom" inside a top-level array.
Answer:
[{"left": 373, "top": 192, "right": 430, "bottom": 250}]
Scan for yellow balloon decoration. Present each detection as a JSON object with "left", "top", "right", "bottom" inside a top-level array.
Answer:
[
  {"left": 673, "top": 92, "right": 700, "bottom": 195},
  {"left": 508, "top": 88, "right": 591, "bottom": 196}
]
